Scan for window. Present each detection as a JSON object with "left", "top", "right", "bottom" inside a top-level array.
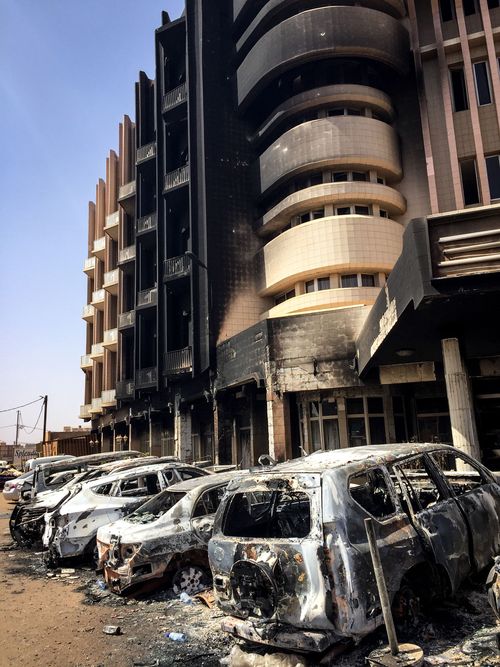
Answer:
[
  {"left": 177, "top": 468, "right": 207, "bottom": 481},
  {"left": 463, "top": 0, "right": 478, "bottom": 14},
  {"left": 297, "top": 208, "right": 325, "bottom": 225},
  {"left": 393, "top": 397, "right": 408, "bottom": 442},
  {"left": 341, "top": 273, "right": 377, "bottom": 288},
  {"left": 460, "top": 159, "right": 480, "bottom": 205},
  {"left": 349, "top": 468, "right": 396, "bottom": 519},
  {"left": 450, "top": 68, "right": 469, "bottom": 112},
  {"left": 416, "top": 396, "right": 451, "bottom": 443},
  {"left": 193, "top": 486, "right": 227, "bottom": 517},
  {"left": 440, "top": 0, "right": 456, "bottom": 21},
  {"left": 379, "top": 209, "right": 388, "bottom": 218},
  {"left": 488, "top": 0, "right": 500, "bottom": 7},
  {"left": 93, "top": 483, "right": 113, "bottom": 496},
  {"left": 346, "top": 396, "right": 386, "bottom": 447},
  {"left": 473, "top": 62, "right": 492, "bottom": 105},
  {"left": 305, "top": 280, "right": 315, "bottom": 294},
  {"left": 354, "top": 205, "right": 370, "bottom": 215},
  {"left": 430, "top": 450, "right": 492, "bottom": 495},
  {"left": 352, "top": 172, "right": 367, "bottom": 182},
  {"left": 361, "top": 274, "right": 375, "bottom": 287},
  {"left": 332, "top": 171, "right": 348, "bottom": 182},
  {"left": 119, "top": 474, "right": 161, "bottom": 497},
  {"left": 332, "top": 171, "right": 370, "bottom": 183},
  {"left": 336, "top": 206, "right": 352, "bottom": 216},
  {"left": 304, "top": 400, "right": 340, "bottom": 451},
  {"left": 317, "top": 277, "right": 330, "bottom": 291},
  {"left": 274, "top": 289, "right": 295, "bottom": 305},
  {"left": 305, "top": 277, "right": 330, "bottom": 293},
  {"left": 392, "top": 456, "right": 444, "bottom": 513},
  {"left": 223, "top": 489, "right": 311, "bottom": 538},
  {"left": 486, "top": 155, "right": 500, "bottom": 200},
  {"left": 341, "top": 274, "right": 358, "bottom": 288}
]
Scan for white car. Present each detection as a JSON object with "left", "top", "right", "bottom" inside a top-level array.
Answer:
[
  {"left": 43, "top": 462, "right": 208, "bottom": 564},
  {"left": 3, "top": 470, "right": 34, "bottom": 502}
]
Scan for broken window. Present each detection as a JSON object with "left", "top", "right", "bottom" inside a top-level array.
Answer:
[
  {"left": 392, "top": 455, "right": 445, "bottom": 514},
  {"left": 93, "top": 482, "right": 114, "bottom": 496},
  {"left": 223, "top": 488, "right": 311, "bottom": 538},
  {"left": 118, "top": 473, "right": 161, "bottom": 497},
  {"left": 430, "top": 450, "right": 492, "bottom": 495},
  {"left": 349, "top": 468, "right": 396, "bottom": 519},
  {"left": 126, "top": 490, "right": 186, "bottom": 524},
  {"left": 193, "top": 485, "right": 227, "bottom": 517}
]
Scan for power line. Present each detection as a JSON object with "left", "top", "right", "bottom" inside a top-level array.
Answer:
[
  {"left": 0, "top": 424, "right": 43, "bottom": 430},
  {"left": 0, "top": 396, "right": 44, "bottom": 413},
  {"left": 22, "top": 400, "right": 45, "bottom": 435}
]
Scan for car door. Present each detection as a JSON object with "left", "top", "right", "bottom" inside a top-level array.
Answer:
[
  {"left": 391, "top": 454, "right": 471, "bottom": 594},
  {"left": 428, "top": 449, "right": 500, "bottom": 571},
  {"left": 191, "top": 484, "right": 227, "bottom": 543}
]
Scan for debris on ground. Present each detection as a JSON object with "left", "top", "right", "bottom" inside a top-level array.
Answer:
[
  {"left": 102, "top": 625, "right": 122, "bottom": 635},
  {"left": 220, "top": 645, "right": 307, "bottom": 667}
]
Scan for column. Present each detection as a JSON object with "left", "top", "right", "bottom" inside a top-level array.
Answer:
[
  {"left": 442, "top": 338, "right": 480, "bottom": 460},
  {"left": 266, "top": 391, "right": 291, "bottom": 462},
  {"left": 174, "top": 401, "right": 192, "bottom": 461},
  {"left": 337, "top": 397, "right": 350, "bottom": 448}
]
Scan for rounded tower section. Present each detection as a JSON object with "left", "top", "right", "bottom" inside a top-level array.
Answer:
[{"left": 237, "top": 1, "right": 410, "bottom": 317}]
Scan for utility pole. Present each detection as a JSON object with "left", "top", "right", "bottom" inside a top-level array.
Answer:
[
  {"left": 42, "top": 395, "right": 48, "bottom": 448},
  {"left": 14, "top": 410, "right": 20, "bottom": 447}
]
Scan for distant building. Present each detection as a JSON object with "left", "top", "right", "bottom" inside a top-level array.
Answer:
[
  {"left": 42, "top": 426, "right": 92, "bottom": 457},
  {"left": 80, "top": 1, "right": 500, "bottom": 469}
]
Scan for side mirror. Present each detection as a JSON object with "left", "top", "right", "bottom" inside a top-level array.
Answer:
[{"left": 20, "top": 481, "right": 33, "bottom": 501}]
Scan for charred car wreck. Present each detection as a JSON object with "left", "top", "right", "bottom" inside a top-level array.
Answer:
[
  {"left": 42, "top": 462, "right": 208, "bottom": 565},
  {"left": 209, "top": 444, "right": 500, "bottom": 653},
  {"left": 97, "top": 472, "right": 240, "bottom": 595}
]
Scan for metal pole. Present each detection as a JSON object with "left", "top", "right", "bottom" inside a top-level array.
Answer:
[
  {"left": 42, "top": 395, "right": 48, "bottom": 448},
  {"left": 14, "top": 410, "right": 20, "bottom": 447},
  {"left": 364, "top": 517, "right": 399, "bottom": 656}
]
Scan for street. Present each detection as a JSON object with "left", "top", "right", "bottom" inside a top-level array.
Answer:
[{"left": 0, "top": 493, "right": 499, "bottom": 666}]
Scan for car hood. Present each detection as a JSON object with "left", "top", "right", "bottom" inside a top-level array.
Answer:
[{"left": 97, "top": 514, "right": 182, "bottom": 545}]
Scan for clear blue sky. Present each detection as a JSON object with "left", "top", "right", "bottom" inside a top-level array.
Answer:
[{"left": 0, "top": 0, "right": 184, "bottom": 445}]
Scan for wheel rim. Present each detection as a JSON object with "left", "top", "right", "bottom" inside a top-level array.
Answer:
[{"left": 172, "top": 566, "right": 207, "bottom": 595}]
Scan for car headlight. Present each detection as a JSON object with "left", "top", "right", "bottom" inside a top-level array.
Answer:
[{"left": 120, "top": 543, "right": 141, "bottom": 562}]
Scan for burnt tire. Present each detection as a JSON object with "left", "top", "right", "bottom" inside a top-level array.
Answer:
[{"left": 172, "top": 565, "right": 211, "bottom": 596}]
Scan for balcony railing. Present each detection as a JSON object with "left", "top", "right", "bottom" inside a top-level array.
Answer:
[
  {"left": 162, "top": 82, "right": 187, "bottom": 113},
  {"left": 83, "top": 257, "right": 96, "bottom": 275},
  {"left": 164, "top": 164, "right": 189, "bottom": 192},
  {"left": 137, "top": 287, "right": 158, "bottom": 308},
  {"left": 137, "top": 212, "right": 157, "bottom": 235},
  {"left": 103, "top": 269, "right": 119, "bottom": 294},
  {"left": 92, "top": 236, "right": 106, "bottom": 257},
  {"left": 90, "top": 397, "right": 103, "bottom": 414},
  {"left": 90, "top": 342, "right": 104, "bottom": 359},
  {"left": 82, "top": 304, "right": 95, "bottom": 321},
  {"left": 136, "top": 366, "right": 158, "bottom": 387},
  {"left": 101, "top": 389, "right": 116, "bottom": 407},
  {"left": 163, "top": 254, "right": 191, "bottom": 281},
  {"left": 91, "top": 289, "right": 105, "bottom": 309},
  {"left": 104, "top": 210, "right": 119, "bottom": 240},
  {"left": 118, "top": 309, "right": 135, "bottom": 329},
  {"left": 136, "top": 141, "right": 156, "bottom": 164},
  {"left": 103, "top": 328, "right": 118, "bottom": 350},
  {"left": 118, "top": 180, "right": 136, "bottom": 200},
  {"left": 164, "top": 347, "right": 192, "bottom": 375},
  {"left": 118, "top": 245, "right": 136, "bottom": 264},
  {"left": 80, "top": 354, "right": 93, "bottom": 369},
  {"left": 79, "top": 404, "right": 92, "bottom": 419},
  {"left": 116, "top": 379, "right": 135, "bottom": 399}
]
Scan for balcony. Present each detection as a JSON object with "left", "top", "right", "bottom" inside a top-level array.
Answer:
[
  {"left": 103, "top": 328, "right": 118, "bottom": 352},
  {"left": 136, "top": 141, "right": 156, "bottom": 164},
  {"left": 164, "top": 347, "right": 192, "bottom": 376},
  {"left": 91, "top": 288, "right": 105, "bottom": 310},
  {"left": 136, "top": 366, "right": 158, "bottom": 388},
  {"left": 82, "top": 304, "right": 95, "bottom": 322},
  {"left": 116, "top": 379, "right": 135, "bottom": 400},
  {"left": 83, "top": 256, "right": 96, "bottom": 275},
  {"left": 162, "top": 82, "right": 187, "bottom": 113},
  {"left": 103, "top": 268, "right": 119, "bottom": 295},
  {"left": 137, "top": 286, "right": 158, "bottom": 308},
  {"left": 118, "top": 180, "right": 136, "bottom": 216},
  {"left": 90, "top": 342, "right": 104, "bottom": 361},
  {"left": 118, "top": 309, "right": 135, "bottom": 329},
  {"left": 163, "top": 254, "right": 191, "bottom": 282},
  {"left": 104, "top": 210, "right": 119, "bottom": 240},
  {"left": 79, "top": 404, "right": 92, "bottom": 420},
  {"left": 118, "top": 244, "right": 136, "bottom": 265},
  {"left": 137, "top": 212, "right": 157, "bottom": 235},
  {"left": 92, "top": 236, "right": 106, "bottom": 259},
  {"left": 101, "top": 389, "right": 117, "bottom": 408},
  {"left": 80, "top": 354, "right": 93, "bottom": 370},
  {"left": 90, "top": 397, "right": 103, "bottom": 414},
  {"left": 164, "top": 164, "right": 189, "bottom": 193}
]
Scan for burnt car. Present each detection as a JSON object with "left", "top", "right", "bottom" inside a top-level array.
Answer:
[
  {"left": 42, "top": 462, "right": 208, "bottom": 564},
  {"left": 10, "top": 451, "right": 144, "bottom": 547},
  {"left": 209, "top": 444, "right": 500, "bottom": 654},
  {"left": 96, "top": 471, "right": 241, "bottom": 595},
  {"left": 487, "top": 556, "right": 500, "bottom": 619}
]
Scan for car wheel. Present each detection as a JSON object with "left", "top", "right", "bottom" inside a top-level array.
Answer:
[{"left": 172, "top": 564, "right": 210, "bottom": 596}]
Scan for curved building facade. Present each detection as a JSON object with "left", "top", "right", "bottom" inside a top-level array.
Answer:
[{"left": 236, "top": 1, "right": 410, "bottom": 318}]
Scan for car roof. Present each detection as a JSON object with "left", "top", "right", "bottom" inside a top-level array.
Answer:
[
  {"left": 164, "top": 470, "right": 243, "bottom": 494},
  {"left": 35, "top": 451, "right": 142, "bottom": 473},
  {"left": 86, "top": 462, "right": 205, "bottom": 486},
  {"left": 248, "top": 443, "right": 457, "bottom": 476}
]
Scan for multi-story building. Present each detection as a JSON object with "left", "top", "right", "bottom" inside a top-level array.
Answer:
[{"left": 81, "top": 1, "right": 500, "bottom": 470}]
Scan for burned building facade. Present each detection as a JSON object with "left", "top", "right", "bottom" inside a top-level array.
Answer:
[{"left": 81, "top": 0, "right": 500, "bottom": 469}]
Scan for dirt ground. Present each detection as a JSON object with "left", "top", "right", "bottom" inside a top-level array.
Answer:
[{"left": 0, "top": 494, "right": 499, "bottom": 667}]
